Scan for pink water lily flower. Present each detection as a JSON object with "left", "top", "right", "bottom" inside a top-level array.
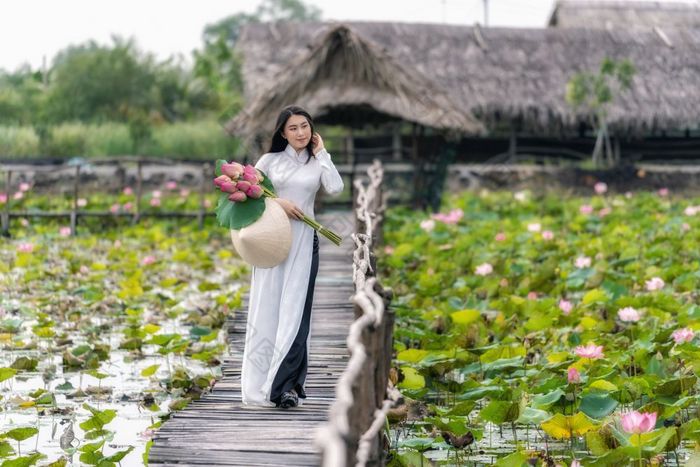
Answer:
[
  {"left": 123, "top": 202, "right": 133, "bottom": 211},
  {"left": 567, "top": 367, "right": 581, "bottom": 384},
  {"left": 494, "top": 232, "right": 506, "bottom": 242},
  {"left": 151, "top": 190, "right": 162, "bottom": 199},
  {"left": 574, "top": 343, "right": 604, "bottom": 359},
  {"left": 559, "top": 299, "right": 573, "bottom": 315},
  {"left": 110, "top": 203, "right": 120, "bottom": 213},
  {"left": 645, "top": 277, "right": 664, "bottom": 291},
  {"left": 420, "top": 219, "right": 435, "bottom": 232},
  {"left": 13, "top": 191, "right": 23, "bottom": 200},
  {"left": 77, "top": 198, "right": 87, "bottom": 207},
  {"left": 575, "top": 256, "right": 591, "bottom": 268},
  {"left": 0, "top": 193, "right": 7, "bottom": 204},
  {"left": 150, "top": 198, "right": 161, "bottom": 207},
  {"left": 598, "top": 207, "right": 612, "bottom": 217},
  {"left": 527, "top": 222, "right": 541, "bottom": 232},
  {"left": 580, "top": 204, "right": 593, "bottom": 215},
  {"left": 658, "top": 188, "right": 669, "bottom": 197},
  {"left": 620, "top": 411, "right": 657, "bottom": 434},
  {"left": 141, "top": 255, "right": 156, "bottom": 266},
  {"left": 432, "top": 208, "right": 463, "bottom": 224},
  {"left": 17, "top": 242, "right": 34, "bottom": 253},
  {"left": 123, "top": 186, "right": 133, "bottom": 196},
  {"left": 542, "top": 230, "right": 554, "bottom": 240},
  {"left": 59, "top": 226, "right": 71, "bottom": 237},
  {"left": 475, "top": 262, "right": 493, "bottom": 276},
  {"left": 617, "top": 307, "right": 641, "bottom": 323},
  {"left": 19, "top": 182, "right": 31, "bottom": 192},
  {"left": 594, "top": 182, "right": 608, "bottom": 194},
  {"left": 166, "top": 181, "right": 178, "bottom": 190},
  {"left": 671, "top": 327, "right": 695, "bottom": 344}
]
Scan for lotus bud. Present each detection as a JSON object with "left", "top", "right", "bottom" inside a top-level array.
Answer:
[
  {"left": 221, "top": 162, "right": 245, "bottom": 180},
  {"left": 228, "top": 191, "right": 247, "bottom": 202},
  {"left": 213, "top": 175, "right": 231, "bottom": 188},
  {"left": 220, "top": 181, "right": 238, "bottom": 193},
  {"left": 243, "top": 171, "right": 259, "bottom": 184},
  {"left": 246, "top": 184, "right": 263, "bottom": 199},
  {"left": 236, "top": 180, "right": 251, "bottom": 192}
]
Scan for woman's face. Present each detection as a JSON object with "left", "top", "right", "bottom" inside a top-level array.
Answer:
[{"left": 282, "top": 114, "right": 312, "bottom": 152}]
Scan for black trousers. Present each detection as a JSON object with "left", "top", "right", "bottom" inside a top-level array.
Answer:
[{"left": 270, "top": 230, "right": 319, "bottom": 404}]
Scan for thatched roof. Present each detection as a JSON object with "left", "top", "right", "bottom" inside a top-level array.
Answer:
[
  {"left": 226, "top": 20, "right": 700, "bottom": 140},
  {"left": 549, "top": 1, "right": 700, "bottom": 29}
]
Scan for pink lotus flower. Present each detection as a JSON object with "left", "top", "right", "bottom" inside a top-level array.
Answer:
[
  {"left": 59, "top": 226, "right": 71, "bottom": 237},
  {"left": 166, "top": 181, "right": 178, "bottom": 190},
  {"left": 594, "top": 182, "right": 608, "bottom": 194},
  {"left": 645, "top": 277, "right": 664, "bottom": 291},
  {"left": 684, "top": 206, "right": 697, "bottom": 216},
  {"left": 246, "top": 184, "right": 263, "bottom": 199},
  {"left": 123, "top": 202, "right": 133, "bottom": 211},
  {"left": 384, "top": 246, "right": 394, "bottom": 255},
  {"left": 617, "top": 307, "right": 641, "bottom": 323},
  {"left": 219, "top": 181, "right": 238, "bottom": 193},
  {"left": 567, "top": 367, "right": 581, "bottom": 384},
  {"left": 150, "top": 198, "right": 161, "bottom": 207},
  {"left": 17, "top": 242, "right": 34, "bottom": 253},
  {"left": 527, "top": 222, "right": 541, "bottom": 232},
  {"left": 598, "top": 207, "right": 611, "bottom": 217},
  {"left": 123, "top": 187, "right": 133, "bottom": 196},
  {"left": 13, "top": 191, "right": 23, "bottom": 200},
  {"left": 0, "top": 193, "right": 6, "bottom": 204},
  {"left": 475, "top": 262, "right": 493, "bottom": 276},
  {"left": 571, "top": 460, "right": 582, "bottom": 467},
  {"left": 228, "top": 191, "right": 247, "bottom": 202},
  {"left": 559, "top": 299, "right": 573, "bottom": 315},
  {"left": 495, "top": 232, "right": 506, "bottom": 242},
  {"left": 432, "top": 208, "right": 463, "bottom": 224},
  {"left": 77, "top": 198, "right": 87, "bottom": 207},
  {"left": 213, "top": 175, "right": 231, "bottom": 187},
  {"left": 151, "top": 190, "right": 162, "bottom": 199},
  {"left": 658, "top": 188, "right": 669, "bottom": 197},
  {"left": 141, "top": 255, "right": 156, "bottom": 266},
  {"left": 110, "top": 203, "right": 120, "bottom": 213},
  {"left": 671, "top": 327, "right": 695, "bottom": 344},
  {"left": 243, "top": 170, "right": 259, "bottom": 184},
  {"left": 420, "top": 219, "right": 435, "bottom": 232},
  {"left": 527, "top": 291, "right": 538, "bottom": 300},
  {"left": 19, "top": 182, "right": 30, "bottom": 192},
  {"left": 575, "top": 256, "right": 591, "bottom": 268},
  {"left": 542, "top": 230, "right": 554, "bottom": 240},
  {"left": 620, "top": 411, "right": 657, "bottom": 434},
  {"left": 179, "top": 189, "right": 190, "bottom": 198},
  {"left": 580, "top": 204, "right": 594, "bottom": 215},
  {"left": 574, "top": 343, "right": 604, "bottom": 359},
  {"left": 236, "top": 181, "right": 252, "bottom": 193},
  {"left": 221, "top": 162, "right": 245, "bottom": 180}
]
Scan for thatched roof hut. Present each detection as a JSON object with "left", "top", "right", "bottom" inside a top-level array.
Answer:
[
  {"left": 549, "top": 0, "right": 700, "bottom": 29},
  {"left": 226, "top": 20, "right": 700, "bottom": 144}
]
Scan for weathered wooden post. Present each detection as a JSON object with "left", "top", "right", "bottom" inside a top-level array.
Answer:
[
  {"left": 133, "top": 160, "right": 143, "bottom": 225},
  {"left": 1, "top": 170, "right": 11, "bottom": 236},
  {"left": 70, "top": 164, "right": 80, "bottom": 235}
]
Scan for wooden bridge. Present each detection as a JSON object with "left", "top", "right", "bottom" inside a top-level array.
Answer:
[{"left": 148, "top": 162, "right": 396, "bottom": 466}]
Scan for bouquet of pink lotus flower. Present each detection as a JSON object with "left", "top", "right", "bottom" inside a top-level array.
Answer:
[{"left": 213, "top": 160, "right": 342, "bottom": 246}]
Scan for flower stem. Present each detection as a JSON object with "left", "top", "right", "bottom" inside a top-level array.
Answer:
[{"left": 262, "top": 190, "right": 342, "bottom": 246}]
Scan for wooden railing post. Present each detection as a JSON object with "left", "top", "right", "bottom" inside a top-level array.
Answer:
[
  {"left": 133, "top": 159, "right": 143, "bottom": 225},
  {"left": 1, "top": 170, "right": 11, "bottom": 237},
  {"left": 70, "top": 164, "right": 80, "bottom": 235}
]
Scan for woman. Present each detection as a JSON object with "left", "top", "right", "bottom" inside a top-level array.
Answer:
[{"left": 240, "top": 105, "right": 344, "bottom": 409}]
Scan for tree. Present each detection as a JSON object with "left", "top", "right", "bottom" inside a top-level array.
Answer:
[
  {"left": 194, "top": 0, "right": 322, "bottom": 120},
  {"left": 566, "top": 57, "right": 636, "bottom": 168}
]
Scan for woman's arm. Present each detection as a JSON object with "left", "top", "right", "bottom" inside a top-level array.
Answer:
[{"left": 311, "top": 133, "right": 344, "bottom": 196}]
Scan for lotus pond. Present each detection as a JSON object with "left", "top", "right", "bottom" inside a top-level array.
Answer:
[
  {"left": 380, "top": 187, "right": 700, "bottom": 466},
  {"left": 0, "top": 186, "right": 246, "bottom": 466}
]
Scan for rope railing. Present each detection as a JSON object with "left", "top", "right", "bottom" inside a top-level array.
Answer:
[{"left": 315, "top": 160, "right": 398, "bottom": 467}]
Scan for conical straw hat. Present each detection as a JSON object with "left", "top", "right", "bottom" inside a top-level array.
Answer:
[{"left": 230, "top": 197, "right": 292, "bottom": 268}]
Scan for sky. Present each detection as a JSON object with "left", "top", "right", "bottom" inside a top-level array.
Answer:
[{"left": 0, "top": 0, "right": 693, "bottom": 72}]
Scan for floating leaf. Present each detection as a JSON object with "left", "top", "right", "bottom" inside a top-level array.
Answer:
[{"left": 541, "top": 412, "right": 598, "bottom": 439}]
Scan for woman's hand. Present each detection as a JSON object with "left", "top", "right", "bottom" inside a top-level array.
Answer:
[
  {"left": 274, "top": 198, "right": 305, "bottom": 220},
  {"left": 311, "top": 132, "right": 325, "bottom": 156}
]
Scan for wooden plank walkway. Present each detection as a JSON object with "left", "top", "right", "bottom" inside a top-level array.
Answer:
[{"left": 149, "top": 211, "right": 356, "bottom": 466}]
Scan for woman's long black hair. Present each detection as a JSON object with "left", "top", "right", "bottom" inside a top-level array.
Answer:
[{"left": 268, "top": 105, "right": 316, "bottom": 164}]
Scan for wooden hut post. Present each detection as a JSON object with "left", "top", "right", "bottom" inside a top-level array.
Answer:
[
  {"left": 1, "top": 170, "right": 11, "bottom": 236},
  {"left": 133, "top": 160, "right": 143, "bottom": 225},
  {"left": 70, "top": 164, "right": 80, "bottom": 235},
  {"left": 392, "top": 123, "right": 402, "bottom": 161},
  {"left": 347, "top": 128, "right": 356, "bottom": 204},
  {"left": 508, "top": 127, "right": 518, "bottom": 161}
]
